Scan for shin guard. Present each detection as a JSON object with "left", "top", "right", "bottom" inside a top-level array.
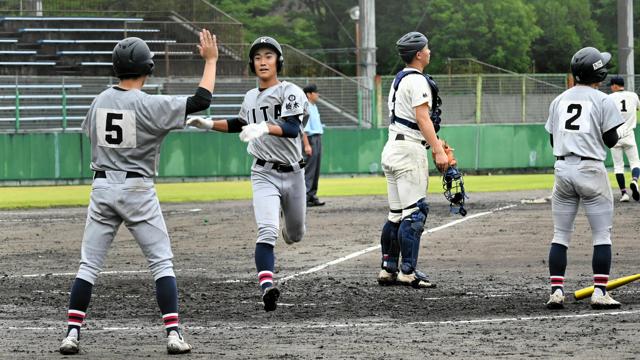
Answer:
[
  {"left": 380, "top": 220, "right": 400, "bottom": 273},
  {"left": 399, "top": 199, "right": 429, "bottom": 274}
]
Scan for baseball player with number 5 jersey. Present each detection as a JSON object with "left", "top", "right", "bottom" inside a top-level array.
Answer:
[
  {"left": 59, "top": 30, "right": 218, "bottom": 355},
  {"left": 607, "top": 75, "right": 640, "bottom": 202},
  {"left": 544, "top": 47, "right": 624, "bottom": 310},
  {"left": 187, "top": 36, "right": 308, "bottom": 313}
]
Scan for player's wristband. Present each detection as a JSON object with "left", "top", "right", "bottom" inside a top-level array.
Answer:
[{"left": 226, "top": 118, "right": 244, "bottom": 133}]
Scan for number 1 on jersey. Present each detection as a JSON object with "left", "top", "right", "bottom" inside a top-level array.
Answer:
[{"left": 620, "top": 99, "right": 627, "bottom": 112}]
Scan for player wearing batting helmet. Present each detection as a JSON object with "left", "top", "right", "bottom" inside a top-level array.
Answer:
[
  {"left": 606, "top": 75, "right": 640, "bottom": 202},
  {"left": 59, "top": 31, "right": 218, "bottom": 355},
  {"left": 186, "top": 36, "right": 308, "bottom": 312},
  {"left": 377, "top": 31, "right": 449, "bottom": 289},
  {"left": 544, "top": 47, "right": 624, "bottom": 310}
]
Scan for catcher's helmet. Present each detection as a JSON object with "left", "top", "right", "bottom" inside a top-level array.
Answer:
[
  {"left": 570, "top": 47, "right": 611, "bottom": 84},
  {"left": 396, "top": 32, "right": 428, "bottom": 63},
  {"left": 249, "top": 36, "right": 284, "bottom": 74},
  {"left": 112, "top": 37, "right": 154, "bottom": 78}
]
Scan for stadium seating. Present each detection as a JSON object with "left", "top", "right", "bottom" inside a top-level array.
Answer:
[{"left": 0, "top": 15, "right": 243, "bottom": 77}]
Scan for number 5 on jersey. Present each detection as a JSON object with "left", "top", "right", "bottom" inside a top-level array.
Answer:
[
  {"left": 96, "top": 108, "right": 137, "bottom": 148},
  {"left": 559, "top": 100, "right": 592, "bottom": 133}
]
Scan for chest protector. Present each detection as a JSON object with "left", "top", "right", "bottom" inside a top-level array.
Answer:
[{"left": 390, "top": 69, "right": 442, "bottom": 133}]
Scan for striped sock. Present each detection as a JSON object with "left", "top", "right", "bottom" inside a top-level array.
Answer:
[
  {"left": 67, "top": 310, "right": 85, "bottom": 337},
  {"left": 162, "top": 313, "right": 180, "bottom": 333},
  {"left": 550, "top": 276, "right": 564, "bottom": 294},
  {"left": 258, "top": 270, "right": 274, "bottom": 290},
  {"left": 593, "top": 274, "right": 609, "bottom": 294}
]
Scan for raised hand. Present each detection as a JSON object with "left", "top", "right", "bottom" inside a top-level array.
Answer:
[{"left": 197, "top": 29, "right": 218, "bottom": 62}]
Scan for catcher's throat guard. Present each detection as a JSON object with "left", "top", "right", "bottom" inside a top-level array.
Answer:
[{"left": 443, "top": 166, "right": 467, "bottom": 216}]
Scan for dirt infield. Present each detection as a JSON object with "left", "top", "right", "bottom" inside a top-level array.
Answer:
[{"left": 1, "top": 190, "right": 639, "bottom": 359}]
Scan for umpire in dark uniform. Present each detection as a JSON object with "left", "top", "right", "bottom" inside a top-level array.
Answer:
[{"left": 302, "top": 84, "right": 325, "bottom": 206}]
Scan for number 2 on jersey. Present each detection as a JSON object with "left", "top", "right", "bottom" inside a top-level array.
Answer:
[
  {"left": 96, "top": 108, "right": 137, "bottom": 148},
  {"left": 559, "top": 101, "right": 591, "bottom": 134},
  {"left": 564, "top": 104, "right": 582, "bottom": 130}
]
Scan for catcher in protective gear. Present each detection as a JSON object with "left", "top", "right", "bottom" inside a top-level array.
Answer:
[{"left": 433, "top": 139, "right": 467, "bottom": 216}]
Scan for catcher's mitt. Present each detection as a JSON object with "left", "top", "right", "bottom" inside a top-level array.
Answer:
[{"left": 432, "top": 138, "right": 457, "bottom": 169}]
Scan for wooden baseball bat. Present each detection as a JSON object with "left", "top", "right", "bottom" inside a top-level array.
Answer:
[{"left": 573, "top": 273, "right": 640, "bottom": 300}]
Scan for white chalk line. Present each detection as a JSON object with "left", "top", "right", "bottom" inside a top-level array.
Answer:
[
  {"left": 9, "top": 309, "right": 640, "bottom": 333},
  {"left": 6, "top": 204, "right": 516, "bottom": 282},
  {"left": 279, "top": 204, "right": 517, "bottom": 282}
]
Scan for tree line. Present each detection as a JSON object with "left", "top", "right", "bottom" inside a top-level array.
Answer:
[{"left": 209, "top": 0, "right": 637, "bottom": 75}]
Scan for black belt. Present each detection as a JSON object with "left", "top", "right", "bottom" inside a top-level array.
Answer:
[
  {"left": 556, "top": 156, "right": 599, "bottom": 161},
  {"left": 94, "top": 171, "right": 144, "bottom": 179},
  {"left": 255, "top": 159, "right": 305, "bottom": 173},
  {"left": 395, "top": 133, "right": 428, "bottom": 148}
]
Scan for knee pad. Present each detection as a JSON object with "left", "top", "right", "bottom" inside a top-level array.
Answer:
[
  {"left": 149, "top": 259, "right": 175, "bottom": 281},
  {"left": 380, "top": 220, "right": 400, "bottom": 272},
  {"left": 585, "top": 212, "right": 612, "bottom": 246},
  {"left": 399, "top": 199, "right": 429, "bottom": 274},
  {"left": 387, "top": 209, "right": 402, "bottom": 223},
  {"left": 76, "top": 264, "right": 100, "bottom": 285},
  {"left": 257, "top": 224, "right": 278, "bottom": 246}
]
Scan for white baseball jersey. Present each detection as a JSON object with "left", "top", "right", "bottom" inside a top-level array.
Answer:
[
  {"left": 545, "top": 85, "right": 624, "bottom": 160},
  {"left": 387, "top": 68, "right": 433, "bottom": 142},
  {"left": 608, "top": 90, "right": 640, "bottom": 138},
  {"left": 238, "top": 81, "right": 308, "bottom": 165},
  {"left": 83, "top": 87, "right": 187, "bottom": 177}
]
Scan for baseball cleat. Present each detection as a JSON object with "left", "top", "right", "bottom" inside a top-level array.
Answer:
[
  {"left": 59, "top": 335, "right": 80, "bottom": 355},
  {"left": 545, "top": 289, "right": 565, "bottom": 309},
  {"left": 397, "top": 269, "right": 436, "bottom": 288},
  {"left": 377, "top": 269, "right": 398, "bottom": 285},
  {"left": 590, "top": 292, "right": 621, "bottom": 310},
  {"left": 167, "top": 330, "right": 192, "bottom": 354},
  {"left": 630, "top": 181, "right": 640, "bottom": 201},
  {"left": 262, "top": 286, "right": 280, "bottom": 312},
  {"left": 620, "top": 193, "right": 630, "bottom": 202}
]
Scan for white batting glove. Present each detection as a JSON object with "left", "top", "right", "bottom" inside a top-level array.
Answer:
[
  {"left": 186, "top": 116, "right": 214, "bottom": 130},
  {"left": 239, "top": 122, "right": 269, "bottom": 142}
]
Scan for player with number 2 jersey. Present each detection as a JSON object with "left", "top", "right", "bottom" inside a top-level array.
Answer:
[{"left": 544, "top": 47, "right": 624, "bottom": 310}]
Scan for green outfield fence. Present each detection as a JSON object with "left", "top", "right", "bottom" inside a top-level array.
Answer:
[{"left": 2, "top": 124, "right": 637, "bottom": 183}]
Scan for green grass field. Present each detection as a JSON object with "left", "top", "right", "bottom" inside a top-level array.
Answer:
[{"left": 0, "top": 172, "right": 630, "bottom": 209}]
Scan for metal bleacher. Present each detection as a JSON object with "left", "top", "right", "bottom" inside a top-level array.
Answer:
[
  {"left": 0, "top": 15, "right": 244, "bottom": 77},
  {"left": 0, "top": 77, "right": 256, "bottom": 131},
  {"left": 0, "top": 7, "right": 366, "bottom": 131}
]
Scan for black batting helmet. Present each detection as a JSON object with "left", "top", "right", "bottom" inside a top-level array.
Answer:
[
  {"left": 112, "top": 37, "right": 154, "bottom": 78},
  {"left": 248, "top": 36, "right": 284, "bottom": 74},
  {"left": 570, "top": 47, "right": 611, "bottom": 84},
  {"left": 396, "top": 32, "right": 428, "bottom": 63}
]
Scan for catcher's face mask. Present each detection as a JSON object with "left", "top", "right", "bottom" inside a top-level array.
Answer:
[{"left": 443, "top": 166, "right": 467, "bottom": 216}]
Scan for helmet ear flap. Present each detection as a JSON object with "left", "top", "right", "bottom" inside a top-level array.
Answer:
[{"left": 277, "top": 55, "right": 283, "bottom": 73}]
